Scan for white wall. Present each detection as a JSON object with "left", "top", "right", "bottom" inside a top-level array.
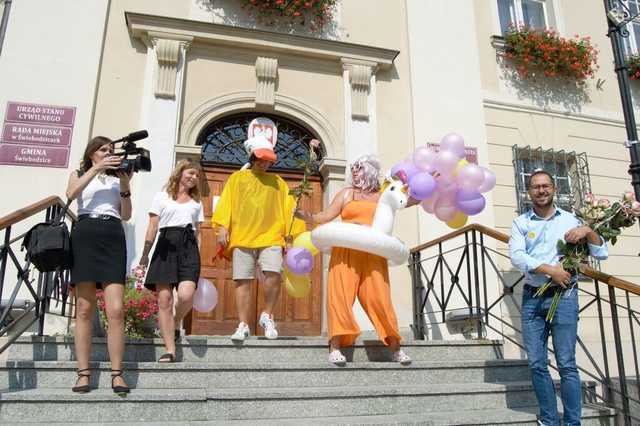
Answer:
[{"left": 0, "top": 0, "right": 110, "bottom": 334}]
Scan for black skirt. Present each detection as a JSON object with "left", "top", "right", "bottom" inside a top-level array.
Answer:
[
  {"left": 145, "top": 226, "right": 200, "bottom": 289},
  {"left": 70, "top": 217, "right": 127, "bottom": 288}
]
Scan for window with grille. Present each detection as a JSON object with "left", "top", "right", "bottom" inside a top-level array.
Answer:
[
  {"left": 512, "top": 145, "right": 591, "bottom": 215},
  {"left": 618, "top": 0, "right": 640, "bottom": 54},
  {"left": 197, "top": 113, "right": 325, "bottom": 173},
  {"left": 497, "top": 0, "right": 550, "bottom": 34}
]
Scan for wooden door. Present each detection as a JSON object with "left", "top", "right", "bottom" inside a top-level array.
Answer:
[{"left": 185, "top": 165, "right": 323, "bottom": 336}]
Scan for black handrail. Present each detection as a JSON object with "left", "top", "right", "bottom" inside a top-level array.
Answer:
[
  {"left": 0, "top": 196, "right": 77, "bottom": 353},
  {"left": 409, "top": 224, "right": 640, "bottom": 425}
]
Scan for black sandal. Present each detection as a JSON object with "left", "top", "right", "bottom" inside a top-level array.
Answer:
[
  {"left": 71, "top": 368, "right": 91, "bottom": 393},
  {"left": 111, "top": 369, "right": 130, "bottom": 395},
  {"left": 158, "top": 353, "right": 176, "bottom": 363}
]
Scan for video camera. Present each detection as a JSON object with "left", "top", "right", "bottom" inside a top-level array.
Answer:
[{"left": 110, "top": 130, "right": 152, "bottom": 174}]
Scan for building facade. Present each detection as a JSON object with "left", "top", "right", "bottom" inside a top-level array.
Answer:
[{"left": 0, "top": 1, "right": 638, "bottom": 350}]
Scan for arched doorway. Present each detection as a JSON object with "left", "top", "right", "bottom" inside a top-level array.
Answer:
[{"left": 184, "top": 112, "right": 325, "bottom": 337}]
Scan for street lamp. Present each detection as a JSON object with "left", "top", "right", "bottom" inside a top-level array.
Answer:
[{"left": 604, "top": 0, "right": 640, "bottom": 203}]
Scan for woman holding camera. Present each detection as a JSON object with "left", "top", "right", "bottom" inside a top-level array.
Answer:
[
  {"left": 138, "top": 159, "right": 204, "bottom": 363},
  {"left": 66, "top": 136, "right": 131, "bottom": 394}
]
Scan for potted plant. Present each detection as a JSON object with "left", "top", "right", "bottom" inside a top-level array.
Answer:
[
  {"left": 502, "top": 26, "right": 599, "bottom": 84},
  {"left": 241, "top": 0, "right": 337, "bottom": 31}
]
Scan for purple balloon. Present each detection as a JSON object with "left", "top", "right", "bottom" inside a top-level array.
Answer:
[
  {"left": 193, "top": 278, "right": 218, "bottom": 312},
  {"left": 434, "top": 197, "right": 457, "bottom": 222},
  {"left": 457, "top": 164, "right": 485, "bottom": 191},
  {"left": 477, "top": 168, "right": 496, "bottom": 193},
  {"left": 441, "top": 133, "right": 466, "bottom": 158},
  {"left": 455, "top": 190, "right": 486, "bottom": 216},
  {"left": 413, "top": 147, "right": 437, "bottom": 172},
  {"left": 286, "top": 247, "right": 313, "bottom": 275},
  {"left": 434, "top": 150, "right": 460, "bottom": 176},
  {"left": 409, "top": 172, "right": 437, "bottom": 201},
  {"left": 390, "top": 160, "right": 419, "bottom": 181}
]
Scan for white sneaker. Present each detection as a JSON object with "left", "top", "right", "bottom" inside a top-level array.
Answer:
[
  {"left": 231, "top": 322, "right": 250, "bottom": 342},
  {"left": 392, "top": 349, "right": 412, "bottom": 365},
  {"left": 328, "top": 349, "right": 347, "bottom": 366},
  {"left": 259, "top": 312, "right": 278, "bottom": 339}
]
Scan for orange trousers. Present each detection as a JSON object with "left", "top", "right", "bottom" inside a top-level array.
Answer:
[{"left": 327, "top": 247, "right": 402, "bottom": 347}]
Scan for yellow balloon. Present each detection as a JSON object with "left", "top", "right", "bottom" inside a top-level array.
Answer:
[
  {"left": 283, "top": 268, "right": 311, "bottom": 298},
  {"left": 453, "top": 159, "right": 469, "bottom": 177},
  {"left": 293, "top": 231, "right": 319, "bottom": 256},
  {"left": 446, "top": 211, "right": 468, "bottom": 229}
]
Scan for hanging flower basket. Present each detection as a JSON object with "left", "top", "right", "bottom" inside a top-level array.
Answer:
[
  {"left": 626, "top": 54, "right": 640, "bottom": 80},
  {"left": 241, "top": 0, "right": 337, "bottom": 31},
  {"left": 503, "top": 26, "right": 599, "bottom": 83}
]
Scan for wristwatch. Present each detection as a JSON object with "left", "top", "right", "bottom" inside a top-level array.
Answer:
[{"left": 120, "top": 190, "right": 131, "bottom": 198}]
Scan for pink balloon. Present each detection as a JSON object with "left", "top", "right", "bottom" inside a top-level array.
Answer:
[
  {"left": 421, "top": 195, "right": 438, "bottom": 214},
  {"left": 434, "top": 150, "right": 459, "bottom": 176},
  {"left": 409, "top": 172, "right": 437, "bottom": 201},
  {"left": 193, "top": 278, "right": 218, "bottom": 312},
  {"left": 413, "top": 147, "right": 437, "bottom": 171},
  {"left": 434, "top": 197, "right": 457, "bottom": 222},
  {"left": 390, "top": 161, "right": 418, "bottom": 181},
  {"left": 457, "top": 164, "right": 485, "bottom": 191},
  {"left": 477, "top": 168, "right": 496, "bottom": 193},
  {"left": 436, "top": 176, "right": 458, "bottom": 195},
  {"left": 286, "top": 247, "right": 313, "bottom": 275},
  {"left": 441, "top": 133, "right": 465, "bottom": 158}
]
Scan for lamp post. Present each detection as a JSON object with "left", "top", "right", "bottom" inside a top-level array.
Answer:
[{"left": 604, "top": 0, "right": 640, "bottom": 204}]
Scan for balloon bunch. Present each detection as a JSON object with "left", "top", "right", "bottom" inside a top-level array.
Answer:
[
  {"left": 284, "top": 231, "right": 319, "bottom": 298},
  {"left": 391, "top": 133, "right": 496, "bottom": 229}
]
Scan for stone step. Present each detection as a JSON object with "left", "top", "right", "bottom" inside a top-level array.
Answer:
[
  {"left": 3, "top": 336, "right": 505, "bottom": 363},
  {"left": 0, "top": 382, "right": 592, "bottom": 423},
  {"left": 0, "top": 359, "right": 531, "bottom": 389}
]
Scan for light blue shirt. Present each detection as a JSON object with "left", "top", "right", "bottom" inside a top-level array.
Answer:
[{"left": 509, "top": 207, "right": 608, "bottom": 287}]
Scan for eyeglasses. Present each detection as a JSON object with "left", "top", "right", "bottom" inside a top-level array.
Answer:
[{"left": 529, "top": 184, "right": 554, "bottom": 192}]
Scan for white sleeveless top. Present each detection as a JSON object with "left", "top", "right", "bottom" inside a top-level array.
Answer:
[{"left": 76, "top": 173, "right": 121, "bottom": 218}]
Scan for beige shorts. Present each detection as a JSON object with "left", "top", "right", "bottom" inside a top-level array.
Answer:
[{"left": 232, "top": 246, "right": 283, "bottom": 280}]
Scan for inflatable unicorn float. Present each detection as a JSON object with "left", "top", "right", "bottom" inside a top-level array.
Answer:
[{"left": 311, "top": 178, "right": 410, "bottom": 265}]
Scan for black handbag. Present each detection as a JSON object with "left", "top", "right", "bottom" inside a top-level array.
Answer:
[{"left": 22, "top": 199, "right": 73, "bottom": 272}]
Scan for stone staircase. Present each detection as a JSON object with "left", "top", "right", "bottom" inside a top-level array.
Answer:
[{"left": 0, "top": 335, "right": 616, "bottom": 425}]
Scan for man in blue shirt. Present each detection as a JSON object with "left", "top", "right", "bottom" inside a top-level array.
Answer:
[{"left": 509, "top": 170, "right": 608, "bottom": 426}]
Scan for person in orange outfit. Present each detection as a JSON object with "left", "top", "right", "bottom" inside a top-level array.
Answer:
[
  {"left": 212, "top": 131, "right": 306, "bottom": 342},
  {"left": 296, "top": 155, "right": 411, "bottom": 365}
]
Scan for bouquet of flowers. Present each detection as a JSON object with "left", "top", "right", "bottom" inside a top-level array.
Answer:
[
  {"left": 97, "top": 266, "right": 159, "bottom": 338},
  {"left": 287, "top": 139, "right": 321, "bottom": 237},
  {"left": 536, "top": 191, "right": 640, "bottom": 321}
]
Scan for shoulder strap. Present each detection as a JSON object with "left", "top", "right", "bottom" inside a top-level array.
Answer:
[{"left": 53, "top": 199, "right": 72, "bottom": 225}]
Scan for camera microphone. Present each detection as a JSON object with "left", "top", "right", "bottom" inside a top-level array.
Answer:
[{"left": 113, "top": 130, "right": 149, "bottom": 144}]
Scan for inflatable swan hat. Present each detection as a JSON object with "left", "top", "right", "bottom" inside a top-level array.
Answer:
[{"left": 240, "top": 117, "right": 278, "bottom": 170}]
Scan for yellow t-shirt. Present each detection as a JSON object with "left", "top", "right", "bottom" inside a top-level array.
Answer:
[{"left": 211, "top": 169, "right": 306, "bottom": 256}]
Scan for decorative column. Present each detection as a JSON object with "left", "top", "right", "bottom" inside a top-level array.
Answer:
[
  {"left": 130, "top": 33, "right": 192, "bottom": 262},
  {"left": 255, "top": 56, "right": 278, "bottom": 107},
  {"left": 341, "top": 58, "right": 378, "bottom": 164}
]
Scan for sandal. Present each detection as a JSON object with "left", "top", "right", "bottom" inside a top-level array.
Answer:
[
  {"left": 71, "top": 368, "right": 91, "bottom": 393},
  {"left": 392, "top": 349, "right": 412, "bottom": 365},
  {"left": 328, "top": 349, "right": 346, "bottom": 366},
  {"left": 158, "top": 353, "right": 176, "bottom": 363},
  {"left": 111, "top": 369, "right": 130, "bottom": 395}
]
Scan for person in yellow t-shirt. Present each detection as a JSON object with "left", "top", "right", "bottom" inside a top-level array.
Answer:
[{"left": 212, "top": 134, "right": 305, "bottom": 342}]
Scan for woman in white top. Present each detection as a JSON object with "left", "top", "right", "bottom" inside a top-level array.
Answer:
[
  {"left": 65, "top": 136, "right": 132, "bottom": 394},
  {"left": 138, "top": 159, "right": 204, "bottom": 362}
]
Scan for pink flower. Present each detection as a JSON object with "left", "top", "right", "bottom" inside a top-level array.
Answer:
[
  {"left": 584, "top": 192, "right": 595, "bottom": 204},
  {"left": 623, "top": 191, "right": 636, "bottom": 203},
  {"left": 309, "top": 139, "right": 321, "bottom": 149},
  {"left": 597, "top": 198, "right": 611, "bottom": 208},
  {"left": 631, "top": 201, "right": 640, "bottom": 216}
]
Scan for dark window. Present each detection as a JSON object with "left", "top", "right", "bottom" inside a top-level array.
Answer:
[{"left": 198, "top": 113, "right": 325, "bottom": 173}]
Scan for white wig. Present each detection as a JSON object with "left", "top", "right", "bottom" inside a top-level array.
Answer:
[{"left": 346, "top": 155, "right": 381, "bottom": 193}]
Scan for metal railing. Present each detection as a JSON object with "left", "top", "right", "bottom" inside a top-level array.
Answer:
[
  {"left": 0, "top": 196, "right": 76, "bottom": 353},
  {"left": 409, "top": 223, "right": 640, "bottom": 425}
]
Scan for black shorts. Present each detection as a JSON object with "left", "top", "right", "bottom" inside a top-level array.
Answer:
[
  {"left": 145, "top": 226, "right": 201, "bottom": 289},
  {"left": 70, "top": 216, "right": 127, "bottom": 288}
]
